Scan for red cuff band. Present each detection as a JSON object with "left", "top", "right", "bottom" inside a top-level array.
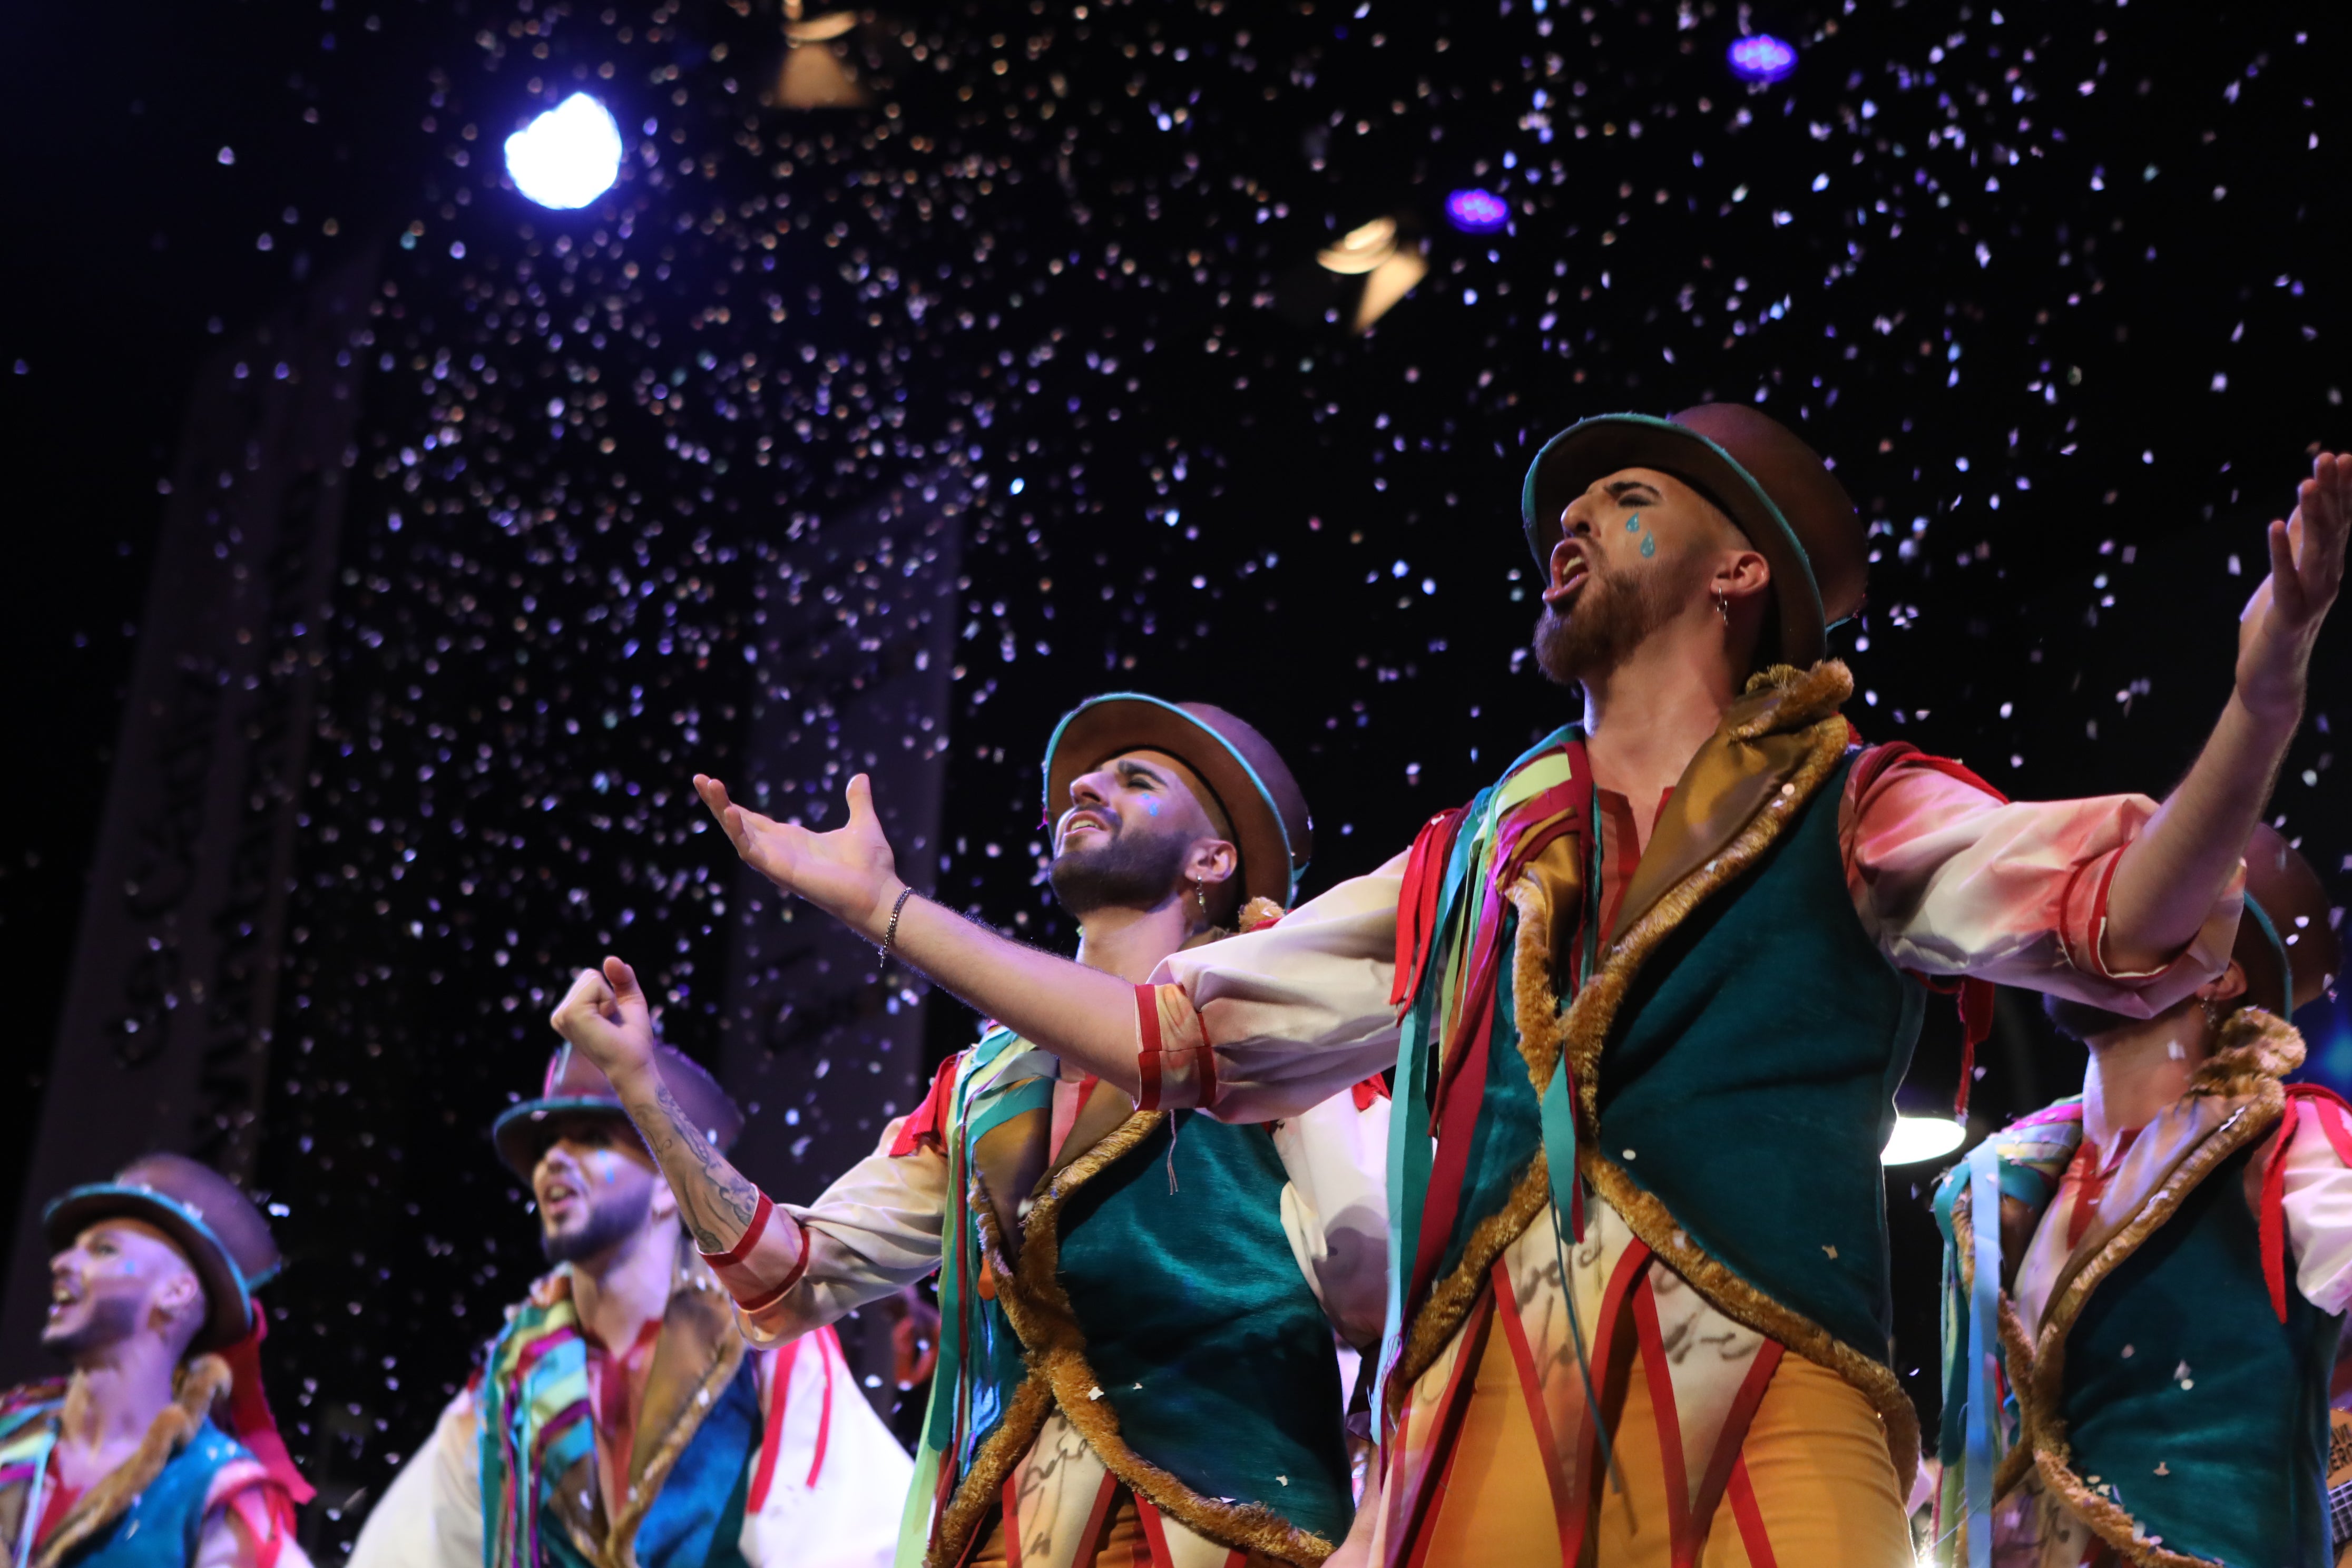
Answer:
[
  {"left": 1135, "top": 984, "right": 1166, "bottom": 1112},
  {"left": 736, "top": 1222, "right": 811, "bottom": 1318},
  {"left": 699, "top": 1191, "right": 774, "bottom": 1269}
]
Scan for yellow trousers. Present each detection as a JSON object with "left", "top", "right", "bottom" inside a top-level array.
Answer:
[{"left": 1415, "top": 1316, "right": 1913, "bottom": 1567}]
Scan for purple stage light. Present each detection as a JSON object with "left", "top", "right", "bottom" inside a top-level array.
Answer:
[
  {"left": 1726, "top": 34, "right": 1797, "bottom": 84},
  {"left": 1445, "top": 188, "right": 1510, "bottom": 234}
]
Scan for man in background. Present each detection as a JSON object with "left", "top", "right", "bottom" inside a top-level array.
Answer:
[
  {"left": 349, "top": 1043, "right": 906, "bottom": 1568},
  {"left": 2, "top": 1153, "right": 315, "bottom": 1568}
]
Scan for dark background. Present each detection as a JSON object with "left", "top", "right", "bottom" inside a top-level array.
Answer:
[{"left": 5, "top": 0, "right": 2348, "bottom": 1551}]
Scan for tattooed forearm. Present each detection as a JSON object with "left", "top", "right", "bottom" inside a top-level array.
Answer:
[{"left": 621, "top": 1075, "right": 765, "bottom": 1252}]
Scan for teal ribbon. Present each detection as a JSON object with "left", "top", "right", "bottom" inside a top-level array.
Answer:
[{"left": 1962, "top": 1140, "right": 2004, "bottom": 1568}]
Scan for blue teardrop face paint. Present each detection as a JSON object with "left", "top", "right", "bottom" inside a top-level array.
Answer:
[
  {"left": 1143, "top": 798, "right": 1160, "bottom": 817},
  {"left": 1625, "top": 513, "right": 1642, "bottom": 532},
  {"left": 1640, "top": 533, "right": 1657, "bottom": 558}
]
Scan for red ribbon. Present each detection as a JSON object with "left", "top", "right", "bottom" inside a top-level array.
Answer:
[
  {"left": 2260, "top": 1085, "right": 2352, "bottom": 1321},
  {"left": 218, "top": 1306, "right": 316, "bottom": 1505}
]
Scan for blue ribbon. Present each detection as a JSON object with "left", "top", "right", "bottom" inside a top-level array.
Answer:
[{"left": 1962, "top": 1139, "right": 2005, "bottom": 1568}]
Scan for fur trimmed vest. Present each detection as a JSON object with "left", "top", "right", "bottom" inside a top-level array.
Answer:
[
  {"left": 1941, "top": 1013, "right": 2344, "bottom": 1568},
  {"left": 1387, "top": 661, "right": 1928, "bottom": 1483},
  {"left": 477, "top": 1239, "right": 758, "bottom": 1568},
  {"left": 904, "top": 1030, "right": 1353, "bottom": 1568},
  {"left": 0, "top": 1358, "right": 258, "bottom": 1568}
]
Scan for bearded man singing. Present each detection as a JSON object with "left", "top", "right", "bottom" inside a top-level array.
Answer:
[
  {"left": 348, "top": 1045, "right": 906, "bottom": 1568},
  {"left": 551, "top": 696, "right": 1390, "bottom": 1568},
  {"left": 675, "top": 407, "right": 2343, "bottom": 1566}
]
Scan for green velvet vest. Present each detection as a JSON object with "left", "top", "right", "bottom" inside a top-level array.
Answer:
[
  {"left": 1053, "top": 1114, "right": 1353, "bottom": 1544},
  {"left": 0, "top": 1396, "right": 258, "bottom": 1568},
  {"left": 919, "top": 1033, "right": 1353, "bottom": 1567},
  {"left": 2059, "top": 1142, "right": 2339, "bottom": 1566},
  {"left": 1423, "top": 746, "right": 1921, "bottom": 1370}
]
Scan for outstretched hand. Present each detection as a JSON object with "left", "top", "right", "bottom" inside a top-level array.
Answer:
[
  {"left": 2237, "top": 452, "right": 2351, "bottom": 720},
  {"left": 694, "top": 772, "right": 905, "bottom": 939},
  {"left": 549, "top": 957, "right": 658, "bottom": 1083}
]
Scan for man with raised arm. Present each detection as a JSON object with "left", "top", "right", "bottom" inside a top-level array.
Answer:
[
  {"left": 552, "top": 696, "right": 1389, "bottom": 1568},
  {"left": 686, "top": 408, "right": 2345, "bottom": 1566},
  {"left": 346, "top": 1044, "right": 905, "bottom": 1568},
  {"left": 2, "top": 1154, "right": 314, "bottom": 1568},
  {"left": 1933, "top": 825, "right": 2349, "bottom": 1568}
]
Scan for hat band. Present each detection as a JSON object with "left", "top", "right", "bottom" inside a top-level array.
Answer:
[{"left": 2242, "top": 894, "right": 2295, "bottom": 1018}]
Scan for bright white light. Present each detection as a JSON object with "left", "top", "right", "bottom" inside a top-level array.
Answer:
[
  {"left": 505, "top": 94, "right": 622, "bottom": 210},
  {"left": 1882, "top": 1115, "right": 1966, "bottom": 1166}
]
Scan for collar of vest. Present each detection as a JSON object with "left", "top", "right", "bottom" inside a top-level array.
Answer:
[
  {"left": 1999, "top": 1006, "right": 2304, "bottom": 1565},
  {"left": 505, "top": 1237, "right": 749, "bottom": 1568},
  {"left": 7, "top": 1355, "right": 234, "bottom": 1568}
]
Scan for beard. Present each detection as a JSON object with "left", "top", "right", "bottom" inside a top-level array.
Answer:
[
  {"left": 541, "top": 1181, "right": 654, "bottom": 1265},
  {"left": 1048, "top": 822, "right": 1195, "bottom": 919},
  {"left": 40, "top": 1292, "right": 142, "bottom": 1361},
  {"left": 1532, "top": 553, "right": 1697, "bottom": 687}
]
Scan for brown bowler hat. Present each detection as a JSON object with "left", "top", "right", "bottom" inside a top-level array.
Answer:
[
  {"left": 2238, "top": 823, "right": 2343, "bottom": 1018},
  {"left": 1042, "top": 694, "right": 1312, "bottom": 908},
  {"left": 1520, "top": 404, "right": 1869, "bottom": 667},
  {"left": 493, "top": 1041, "right": 745, "bottom": 1179},
  {"left": 44, "top": 1153, "right": 283, "bottom": 1353}
]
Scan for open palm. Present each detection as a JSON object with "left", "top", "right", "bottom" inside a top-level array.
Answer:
[
  {"left": 2238, "top": 452, "right": 2351, "bottom": 718},
  {"left": 694, "top": 771, "right": 904, "bottom": 936}
]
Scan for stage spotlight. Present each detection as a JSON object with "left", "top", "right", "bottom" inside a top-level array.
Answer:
[
  {"left": 505, "top": 93, "right": 622, "bottom": 210},
  {"left": 1881, "top": 1114, "right": 1966, "bottom": 1167},
  {"left": 1314, "top": 216, "right": 1428, "bottom": 332},
  {"left": 1727, "top": 34, "right": 1798, "bottom": 84},
  {"left": 772, "top": 0, "right": 871, "bottom": 109},
  {"left": 1445, "top": 188, "right": 1510, "bottom": 234}
]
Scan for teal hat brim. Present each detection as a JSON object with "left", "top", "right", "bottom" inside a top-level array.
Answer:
[
  {"left": 44, "top": 1183, "right": 260, "bottom": 1350},
  {"left": 1041, "top": 693, "right": 1304, "bottom": 906},
  {"left": 2240, "top": 893, "right": 2296, "bottom": 1021},
  {"left": 492, "top": 1095, "right": 636, "bottom": 1179},
  {"left": 1520, "top": 412, "right": 1831, "bottom": 667}
]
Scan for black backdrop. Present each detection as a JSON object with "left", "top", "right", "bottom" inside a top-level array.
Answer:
[{"left": 6, "top": 0, "right": 2349, "bottom": 1553}]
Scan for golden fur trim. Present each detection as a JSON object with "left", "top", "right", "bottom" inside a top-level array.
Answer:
[
  {"left": 1731, "top": 659, "right": 1857, "bottom": 739},
  {"left": 1391, "top": 661, "right": 1927, "bottom": 1488},
  {"left": 605, "top": 1243, "right": 748, "bottom": 1568},
  {"left": 923, "top": 1375, "right": 1056, "bottom": 1568},
  {"left": 921, "top": 1173, "right": 1058, "bottom": 1568},
  {"left": 32, "top": 1355, "right": 234, "bottom": 1568},
  {"left": 2015, "top": 1059, "right": 2288, "bottom": 1568},
  {"left": 2028, "top": 1452, "right": 2220, "bottom": 1568},
  {"left": 973, "top": 1108, "right": 1337, "bottom": 1567},
  {"left": 2184, "top": 1006, "right": 2305, "bottom": 1100},
  {"left": 1993, "top": 1297, "right": 2039, "bottom": 1501}
]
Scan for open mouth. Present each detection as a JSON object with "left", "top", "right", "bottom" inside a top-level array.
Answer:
[
  {"left": 540, "top": 1180, "right": 582, "bottom": 1214},
  {"left": 1060, "top": 810, "right": 1113, "bottom": 845},
  {"left": 47, "top": 1280, "right": 81, "bottom": 1317},
  {"left": 1542, "top": 555, "right": 1591, "bottom": 606}
]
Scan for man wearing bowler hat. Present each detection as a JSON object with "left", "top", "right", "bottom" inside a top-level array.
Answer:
[
  {"left": 2, "top": 1153, "right": 315, "bottom": 1568},
  {"left": 347, "top": 1043, "right": 906, "bottom": 1568},
  {"left": 552, "top": 695, "right": 1390, "bottom": 1567},
  {"left": 678, "top": 407, "right": 2346, "bottom": 1564},
  {"left": 1935, "top": 824, "right": 2348, "bottom": 1567}
]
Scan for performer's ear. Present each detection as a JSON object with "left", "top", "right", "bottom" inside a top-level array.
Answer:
[
  {"left": 2199, "top": 959, "right": 2250, "bottom": 1006},
  {"left": 648, "top": 1175, "right": 680, "bottom": 1225}
]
